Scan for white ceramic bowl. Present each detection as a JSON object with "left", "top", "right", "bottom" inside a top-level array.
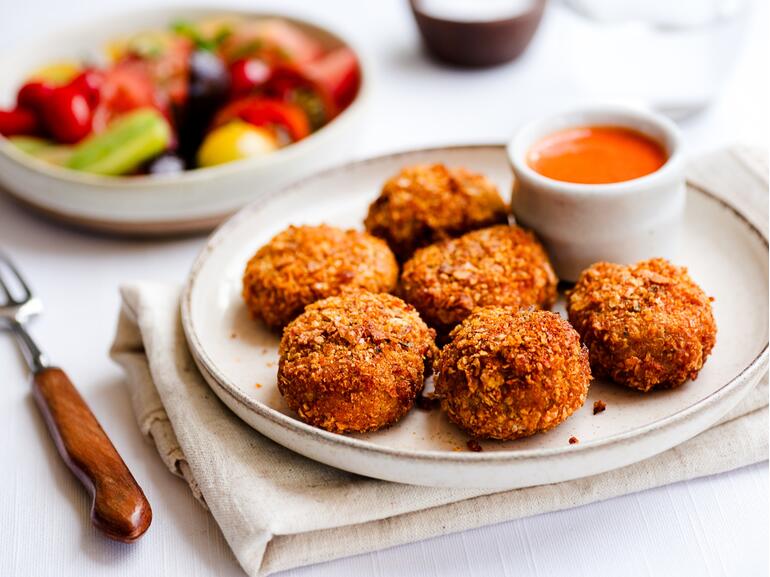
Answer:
[
  {"left": 0, "top": 7, "right": 371, "bottom": 235},
  {"left": 508, "top": 105, "right": 685, "bottom": 281}
]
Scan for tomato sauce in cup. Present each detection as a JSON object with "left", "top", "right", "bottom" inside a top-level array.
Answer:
[{"left": 527, "top": 125, "right": 667, "bottom": 185}]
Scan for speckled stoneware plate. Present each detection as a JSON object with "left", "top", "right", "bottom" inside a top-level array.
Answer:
[{"left": 182, "top": 145, "right": 768, "bottom": 489}]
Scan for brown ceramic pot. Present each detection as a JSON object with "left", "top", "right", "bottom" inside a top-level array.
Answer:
[{"left": 410, "top": 0, "right": 547, "bottom": 67}]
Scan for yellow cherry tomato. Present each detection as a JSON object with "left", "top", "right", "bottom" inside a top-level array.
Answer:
[
  {"left": 105, "top": 39, "right": 128, "bottom": 63},
  {"left": 197, "top": 121, "right": 278, "bottom": 168},
  {"left": 28, "top": 61, "right": 81, "bottom": 85}
]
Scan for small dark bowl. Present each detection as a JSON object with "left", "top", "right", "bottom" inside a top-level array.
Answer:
[{"left": 409, "top": 0, "right": 546, "bottom": 67}]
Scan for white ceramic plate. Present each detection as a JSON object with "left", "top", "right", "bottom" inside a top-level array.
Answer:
[
  {"left": 182, "top": 145, "right": 768, "bottom": 489},
  {"left": 0, "top": 7, "right": 370, "bottom": 235}
]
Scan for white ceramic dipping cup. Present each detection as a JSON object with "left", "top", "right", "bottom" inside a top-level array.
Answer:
[{"left": 508, "top": 106, "right": 685, "bottom": 282}]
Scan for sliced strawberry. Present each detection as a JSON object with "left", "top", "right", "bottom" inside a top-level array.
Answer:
[
  {"left": 302, "top": 47, "right": 360, "bottom": 109},
  {"left": 151, "top": 36, "right": 193, "bottom": 110},
  {"left": 258, "top": 19, "right": 324, "bottom": 63},
  {"left": 91, "top": 63, "right": 157, "bottom": 132},
  {"left": 219, "top": 19, "right": 323, "bottom": 65}
]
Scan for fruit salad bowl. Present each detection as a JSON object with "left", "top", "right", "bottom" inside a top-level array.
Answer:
[{"left": 0, "top": 7, "right": 370, "bottom": 235}]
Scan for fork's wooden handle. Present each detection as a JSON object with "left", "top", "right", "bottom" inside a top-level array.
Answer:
[{"left": 32, "top": 367, "right": 152, "bottom": 543}]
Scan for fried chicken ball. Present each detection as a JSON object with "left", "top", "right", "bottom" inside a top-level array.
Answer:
[
  {"left": 399, "top": 225, "right": 558, "bottom": 339},
  {"left": 278, "top": 291, "right": 438, "bottom": 434},
  {"left": 242, "top": 224, "right": 398, "bottom": 329},
  {"left": 435, "top": 307, "right": 591, "bottom": 440},
  {"left": 567, "top": 258, "right": 717, "bottom": 392},
  {"left": 364, "top": 164, "right": 509, "bottom": 260}
]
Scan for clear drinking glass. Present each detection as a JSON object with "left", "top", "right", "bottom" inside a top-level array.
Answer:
[{"left": 559, "top": 0, "right": 749, "bottom": 118}]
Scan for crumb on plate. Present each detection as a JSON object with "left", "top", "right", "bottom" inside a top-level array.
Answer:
[{"left": 466, "top": 439, "right": 483, "bottom": 452}]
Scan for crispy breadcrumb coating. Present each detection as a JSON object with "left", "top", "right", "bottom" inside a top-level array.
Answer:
[
  {"left": 400, "top": 225, "right": 558, "bottom": 339},
  {"left": 567, "top": 258, "right": 716, "bottom": 392},
  {"left": 278, "top": 291, "right": 437, "bottom": 434},
  {"left": 435, "top": 307, "right": 591, "bottom": 440},
  {"left": 242, "top": 224, "right": 398, "bottom": 329},
  {"left": 364, "top": 164, "right": 509, "bottom": 260}
]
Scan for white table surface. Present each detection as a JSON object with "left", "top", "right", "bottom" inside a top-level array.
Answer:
[{"left": 1, "top": 1, "right": 768, "bottom": 576}]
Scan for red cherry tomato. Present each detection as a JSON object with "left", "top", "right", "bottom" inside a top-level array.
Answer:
[
  {"left": 69, "top": 70, "right": 104, "bottom": 108},
  {"left": 229, "top": 59, "right": 271, "bottom": 98},
  {"left": 0, "top": 107, "right": 40, "bottom": 136},
  {"left": 17, "top": 81, "right": 54, "bottom": 113},
  {"left": 44, "top": 86, "right": 92, "bottom": 143},
  {"left": 91, "top": 64, "right": 157, "bottom": 132},
  {"left": 301, "top": 48, "right": 360, "bottom": 110}
]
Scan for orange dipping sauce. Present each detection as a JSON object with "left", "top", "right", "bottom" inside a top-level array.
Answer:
[{"left": 527, "top": 125, "right": 667, "bottom": 184}]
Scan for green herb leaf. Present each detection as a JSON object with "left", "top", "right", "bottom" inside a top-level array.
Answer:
[
  {"left": 229, "top": 39, "right": 264, "bottom": 61},
  {"left": 171, "top": 20, "right": 232, "bottom": 52}
]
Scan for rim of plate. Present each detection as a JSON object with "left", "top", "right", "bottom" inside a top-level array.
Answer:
[{"left": 181, "top": 143, "right": 769, "bottom": 462}]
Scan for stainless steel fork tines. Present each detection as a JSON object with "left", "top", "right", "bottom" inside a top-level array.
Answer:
[{"left": 0, "top": 252, "right": 48, "bottom": 372}]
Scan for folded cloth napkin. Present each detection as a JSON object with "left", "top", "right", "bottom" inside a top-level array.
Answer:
[{"left": 110, "top": 147, "right": 768, "bottom": 577}]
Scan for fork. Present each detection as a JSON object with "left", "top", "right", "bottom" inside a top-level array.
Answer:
[{"left": 0, "top": 252, "right": 152, "bottom": 543}]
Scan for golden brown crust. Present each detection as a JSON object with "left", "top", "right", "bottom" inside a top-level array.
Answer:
[
  {"left": 278, "top": 291, "right": 438, "bottom": 434},
  {"left": 435, "top": 307, "right": 591, "bottom": 440},
  {"left": 567, "top": 258, "right": 717, "bottom": 392},
  {"left": 399, "top": 225, "right": 558, "bottom": 339},
  {"left": 242, "top": 224, "right": 398, "bottom": 329},
  {"left": 364, "top": 164, "right": 509, "bottom": 261}
]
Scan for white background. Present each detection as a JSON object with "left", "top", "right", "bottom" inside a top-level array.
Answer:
[{"left": 0, "top": 1, "right": 767, "bottom": 576}]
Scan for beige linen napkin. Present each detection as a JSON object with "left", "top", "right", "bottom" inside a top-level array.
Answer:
[{"left": 110, "top": 147, "right": 768, "bottom": 577}]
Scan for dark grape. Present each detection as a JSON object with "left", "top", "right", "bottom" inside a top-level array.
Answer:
[
  {"left": 189, "top": 50, "right": 230, "bottom": 100},
  {"left": 146, "top": 153, "right": 186, "bottom": 175},
  {"left": 177, "top": 50, "right": 231, "bottom": 165}
]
